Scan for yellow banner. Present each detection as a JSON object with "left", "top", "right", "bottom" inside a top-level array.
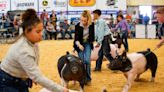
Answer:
[{"left": 69, "top": 0, "right": 96, "bottom": 7}]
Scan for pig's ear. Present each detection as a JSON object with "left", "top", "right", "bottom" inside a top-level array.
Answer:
[
  {"left": 66, "top": 51, "right": 70, "bottom": 55},
  {"left": 122, "top": 50, "right": 127, "bottom": 59},
  {"left": 66, "top": 56, "right": 71, "bottom": 63}
]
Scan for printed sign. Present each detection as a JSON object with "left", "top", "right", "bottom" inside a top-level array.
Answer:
[
  {"left": 39, "top": 0, "right": 53, "bottom": 12},
  {"left": 11, "top": 0, "right": 37, "bottom": 11},
  {"left": 69, "top": 0, "right": 96, "bottom": 7},
  {"left": 53, "top": 0, "right": 67, "bottom": 11},
  {"left": 0, "top": 0, "right": 10, "bottom": 12},
  {"left": 96, "top": 0, "right": 127, "bottom": 11}
]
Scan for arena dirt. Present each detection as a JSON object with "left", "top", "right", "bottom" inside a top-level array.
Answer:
[{"left": 0, "top": 39, "right": 164, "bottom": 92}]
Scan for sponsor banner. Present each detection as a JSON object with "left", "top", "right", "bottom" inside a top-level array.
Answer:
[
  {"left": 2, "top": 0, "right": 127, "bottom": 15},
  {"left": 68, "top": 1, "right": 96, "bottom": 12},
  {"left": 69, "top": 0, "right": 96, "bottom": 7},
  {"left": 96, "top": 0, "right": 127, "bottom": 11},
  {"left": 135, "top": 25, "right": 146, "bottom": 38},
  {"left": 11, "top": 0, "right": 37, "bottom": 11},
  {"left": 53, "top": 0, "right": 67, "bottom": 11},
  {"left": 53, "top": 0, "right": 97, "bottom": 12},
  {"left": 67, "top": 10, "right": 126, "bottom": 15},
  {"left": 39, "top": 0, "right": 53, "bottom": 12},
  {"left": 0, "top": 0, "right": 10, "bottom": 12},
  {"left": 147, "top": 25, "right": 156, "bottom": 38}
]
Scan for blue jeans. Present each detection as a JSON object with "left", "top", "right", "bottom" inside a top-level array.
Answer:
[
  {"left": 78, "top": 43, "right": 92, "bottom": 81},
  {"left": 60, "top": 30, "right": 72, "bottom": 39},
  {"left": 121, "top": 31, "right": 129, "bottom": 51},
  {"left": 0, "top": 70, "right": 29, "bottom": 92},
  {"left": 42, "top": 29, "right": 48, "bottom": 40}
]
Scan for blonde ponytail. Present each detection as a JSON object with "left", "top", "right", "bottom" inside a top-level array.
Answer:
[{"left": 81, "top": 10, "right": 92, "bottom": 25}]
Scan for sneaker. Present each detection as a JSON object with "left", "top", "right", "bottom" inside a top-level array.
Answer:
[
  {"left": 93, "top": 69, "right": 101, "bottom": 72},
  {"left": 84, "top": 80, "right": 91, "bottom": 86}
]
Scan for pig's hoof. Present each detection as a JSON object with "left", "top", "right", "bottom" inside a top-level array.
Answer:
[
  {"left": 150, "top": 79, "right": 155, "bottom": 82},
  {"left": 150, "top": 78, "right": 155, "bottom": 82},
  {"left": 135, "top": 78, "right": 140, "bottom": 81},
  {"left": 122, "top": 89, "right": 128, "bottom": 92},
  {"left": 122, "top": 85, "right": 129, "bottom": 92}
]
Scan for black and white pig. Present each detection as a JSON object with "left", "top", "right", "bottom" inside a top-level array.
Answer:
[
  {"left": 90, "top": 44, "right": 120, "bottom": 61},
  {"left": 108, "top": 49, "right": 158, "bottom": 92},
  {"left": 57, "top": 52, "right": 86, "bottom": 92}
]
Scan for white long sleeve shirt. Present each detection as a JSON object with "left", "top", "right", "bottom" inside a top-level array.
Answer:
[{"left": 0, "top": 36, "right": 64, "bottom": 92}]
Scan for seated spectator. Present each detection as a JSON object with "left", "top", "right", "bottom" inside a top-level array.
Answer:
[
  {"left": 69, "top": 21, "right": 75, "bottom": 33},
  {"left": 50, "top": 10, "right": 57, "bottom": 30},
  {"left": 59, "top": 19, "right": 72, "bottom": 39},
  {"left": 46, "top": 21, "right": 57, "bottom": 40},
  {"left": 42, "top": 28, "right": 48, "bottom": 40},
  {"left": 13, "top": 14, "right": 21, "bottom": 36},
  {"left": 58, "top": 11, "right": 66, "bottom": 30}
]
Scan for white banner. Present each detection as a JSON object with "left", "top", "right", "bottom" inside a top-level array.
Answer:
[
  {"left": 96, "top": 0, "right": 127, "bottom": 11},
  {"left": 39, "top": 0, "right": 53, "bottom": 12},
  {"left": 136, "top": 25, "right": 146, "bottom": 38},
  {"left": 147, "top": 25, "right": 156, "bottom": 39},
  {"left": 53, "top": 0, "right": 67, "bottom": 11},
  {"left": 0, "top": 0, "right": 10, "bottom": 13},
  {"left": 11, "top": 0, "right": 38, "bottom": 11},
  {"left": 136, "top": 25, "right": 156, "bottom": 39}
]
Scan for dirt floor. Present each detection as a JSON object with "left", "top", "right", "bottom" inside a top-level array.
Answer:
[{"left": 0, "top": 39, "right": 164, "bottom": 92}]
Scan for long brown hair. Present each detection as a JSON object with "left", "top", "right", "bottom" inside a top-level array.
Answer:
[
  {"left": 81, "top": 10, "right": 92, "bottom": 26},
  {"left": 11, "top": 9, "right": 41, "bottom": 43}
]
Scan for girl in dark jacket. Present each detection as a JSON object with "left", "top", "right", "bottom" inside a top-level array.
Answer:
[{"left": 73, "top": 10, "right": 94, "bottom": 84}]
